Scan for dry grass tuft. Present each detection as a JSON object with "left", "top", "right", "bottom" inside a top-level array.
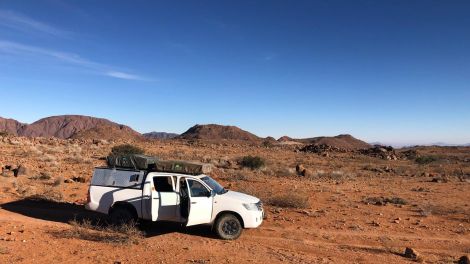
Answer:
[
  {"left": 13, "top": 180, "right": 34, "bottom": 197},
  {"left": 0, "top": 247, "right": 9, "bottom": 255},
  {"left": 53, "top": 176, "right": 64, "bottom": 186},
  {"left": 30, "top": 172, "right": 51, "bottom": 180},
  {"left": 59, "top": 219, "right": 144, "bottom": 245},
  {"left": 267, "top": 193, "right": 309, "bottom": 209},
  {"left": 26, "top": 186, "right": 64, "bottom": 202},
  {"left": 222, "top": 170, "right": 251, "bottom": 181},
  {"left": 306, "top": 170, "right": 355, "bottom": 181}
]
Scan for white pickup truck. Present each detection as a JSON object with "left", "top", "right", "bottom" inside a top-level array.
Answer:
[{"left": 86, "top": 167, "right": 264, "bottom": 239}]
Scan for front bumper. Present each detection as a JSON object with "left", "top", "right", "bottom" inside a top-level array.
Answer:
[{"left": 243, "top": 209, "right": 264, "bottom": 228}]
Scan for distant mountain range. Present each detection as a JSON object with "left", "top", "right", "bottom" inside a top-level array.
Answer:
[
  {"left": 369, "top": 141, "right": 470, "bottom": 148},
  {"left": 1, "top": 115, "right": 468, "bottom": 147}
]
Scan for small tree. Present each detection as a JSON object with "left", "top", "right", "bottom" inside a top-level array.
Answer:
[
  {"left": 240, "top": 156, "right": 265, "bottom": 170},
  {"left": 110, "top": 144, "right": 144, "bottom": 155}
]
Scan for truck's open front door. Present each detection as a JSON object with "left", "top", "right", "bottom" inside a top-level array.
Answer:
[{"left": 185, "top": 178, "right": 213, "bottom": 226}]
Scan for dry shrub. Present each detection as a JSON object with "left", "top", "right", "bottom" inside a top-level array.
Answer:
[
  {"left": 414, "top": 204, "right": 467, "bottom": 218},
  {"left": 275, "top": 167, "right": 296, "bottom": 177},
  {"left": 60, "top": 219, "right": 144, "bottom": 245},
  {"left": 65, "top": 154, "right": 92, "bottom": 164},
  {"left": 239, "top": 156, "right": 265, "bottom": 170},
  {"left": 415, "top": 155, "right": 440, "bottom": 165},
  {"left": 53, "top": 176, "right": 64, "bottom": 186},
  {"left": 267, "top": 193, "right": 309, "bottom": 209},
  {"left": 0, "top": 247, "right": 9, "bottom": 255},
  {"left": 223, "top": 171, "right": 249, "bottom": 181},
  {"left": 27, "top": 146, "right": 43, "bottom": 156},
  {"left": 38, "top": 154, "right": 56, "bottom": 162},
  {"left": 31, "top": 172, "right": 51, "bottom": 180},
  {"left": 26, "top": 186, "right": 63, "bottom": 202},
  {"left": 306, "top": 170, "right": 354, "bottom": 181},
  {"left": 66, "top": 144, "right": 82, "bottom": 154},
  {"left": 363, "top": 196, "right": 408, "bottom": 206},
  {"left": 111, "top": 144, "right": 144, "bottom": 155},
  {"left": 13, "top": 180, "right": 34, "bottom": 197}
]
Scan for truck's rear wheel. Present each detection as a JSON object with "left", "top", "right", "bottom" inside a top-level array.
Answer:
[
  {"left": 214, "top": 214, "right": 242, "bottom": 240},
  {"left": 109, "top": 207, "right": 135, "bottom": 225}
]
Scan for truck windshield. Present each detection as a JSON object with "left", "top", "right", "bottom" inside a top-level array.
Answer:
[{"left": 201, "top": 176, "right": 227, "bottom": 195}]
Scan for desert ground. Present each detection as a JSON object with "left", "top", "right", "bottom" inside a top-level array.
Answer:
[{"left": 0, "top": 136, "right": 469, "bottom": 263}]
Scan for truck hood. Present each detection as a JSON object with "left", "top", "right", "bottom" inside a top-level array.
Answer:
[{"left": 222, "top": 190, "right": 259, "bottom": 203}]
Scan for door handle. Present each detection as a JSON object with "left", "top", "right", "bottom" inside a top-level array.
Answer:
[{"left": 191, "top": 202, "right": 197, "bottom": 204}]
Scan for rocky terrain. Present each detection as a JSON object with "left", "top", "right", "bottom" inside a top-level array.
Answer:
[
  {"left": 143, "top": 132, "right": 179, "bottom": 140},
  {"left": 0, "top": 116, "right": 469, "bottom": 263}
]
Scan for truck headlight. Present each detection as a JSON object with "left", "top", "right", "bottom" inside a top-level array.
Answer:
[{"left": 243, "top": 203, "right": 258, "bottom": 211}]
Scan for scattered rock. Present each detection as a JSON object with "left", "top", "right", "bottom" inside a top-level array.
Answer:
[
  {"left": 13, "top": 165, "right": 27, "bottom": 177},
  {"left": 64, "top": 178, "right": 75, "bottom": 183},
  {"left": 371, "top": 221, "right": 380, "bottom": 227},
  {"left": 458, "top": 256, "right": 470, "bottom": 264},
  {"left": 296, "top": 164, "right": 307, "bottom": 176},
  {"left": 300, "top": 144, "right": 346, "bottom": 154},
  {"left": 71, "top": 176, "right": 86, "bottom": 183},
  {"left": 359, "top": 145, "right": 398, "bottom": 160},
  {"left": 404, "top": 247, "right": 420, "bottom": 260},
  {"left": 401, "top": 149, "right": 419, "bottom": 160},
  {"left": 431, "top": 176, "right": 449, "bottom": 183}
]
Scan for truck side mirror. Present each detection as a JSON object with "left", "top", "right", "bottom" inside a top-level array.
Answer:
[{"left": 209, "top": 190, "right": 216, "bottom": 197}]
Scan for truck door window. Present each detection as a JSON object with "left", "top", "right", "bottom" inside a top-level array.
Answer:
[
  {"left": 153, "top": 177, "right": 174, "bottom": 192},
  {"left": 187, "top": 179, "right": 210, "bottom": 197}
]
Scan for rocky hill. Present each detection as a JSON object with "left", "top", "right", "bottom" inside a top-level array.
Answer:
[
  {"left": 178, "top": 124, "right": 261, "bottom": 142},
  {"left": 299, "top": 134, "right": 371, "bottom": 150},
  {"left": 277, "top": 136, "right": 293, "bottom": 142},
  {"left": 143, "top": 131, "right": 179, "bottom": 140},
  {"left": 0, "top": 117, "right": 25, "bottom": 135},
  {"left": 0, "top": 115, "right": 141, "bottom": 140},
  {"left": 70, "top": 124, "right": 142, "bottom": 141}
]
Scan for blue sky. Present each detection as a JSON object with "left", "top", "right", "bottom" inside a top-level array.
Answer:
[{"left": 0, "top": 0, "right": 469, "bottom": 145}]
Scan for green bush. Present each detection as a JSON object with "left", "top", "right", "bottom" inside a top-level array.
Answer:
[
  {"left": 110, "top": 144, "right": 144, "bottom": 155},
  {"left": 415, "top": 155, "right": 439, "bottom": 165},
  {"left": 240, "top": 155, "right": 265, "bottom": 170}
]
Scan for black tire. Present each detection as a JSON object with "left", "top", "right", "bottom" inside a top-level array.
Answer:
[
  {"left": 109, "top": 206, "right": 135, "bottom": 225},
  {"left": 214, "top": 214, "right": 243, "bottom": 240}
]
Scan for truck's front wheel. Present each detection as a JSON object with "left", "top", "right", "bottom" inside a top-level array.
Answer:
[
  {"left": 109, "top": 206, "right": 135, "bottom": 225},
  {"left": 214, "top": 214, "right": 242, "bottom": 240}
]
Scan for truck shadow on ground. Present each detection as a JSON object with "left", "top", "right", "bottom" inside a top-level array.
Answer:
[{"left": 0, "top": 199, "right": 217, "bottom": 239}]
